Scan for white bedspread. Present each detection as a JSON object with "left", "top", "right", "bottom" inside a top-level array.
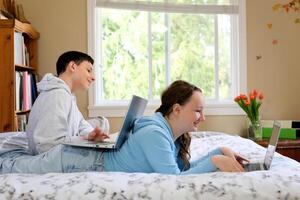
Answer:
[{"left": 0, "top": 132, "right": 299, "bottom": 200}]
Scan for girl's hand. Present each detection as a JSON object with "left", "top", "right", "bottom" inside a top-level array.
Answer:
[
  {"left": 221, "top": 147, "right": 250, "bottom": 165},
  {"left": 234, "top": 153, "right": 250, "bottom": 165},
  {"left": 211, "top": 155, "right": 245, "bottom": 172}
]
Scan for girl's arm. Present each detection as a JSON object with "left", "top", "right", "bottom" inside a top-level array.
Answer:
[{"left": 140, "top": 130, "right": 219, "bottom": 175}]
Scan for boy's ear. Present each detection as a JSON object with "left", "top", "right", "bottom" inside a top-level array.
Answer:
[{"left": 67, "top": 61, "right": 76, "bottom": 72}]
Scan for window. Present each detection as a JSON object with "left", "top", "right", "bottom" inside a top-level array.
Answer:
[{"left": 87, "top": 0, "right": 246, "bottom": 117}]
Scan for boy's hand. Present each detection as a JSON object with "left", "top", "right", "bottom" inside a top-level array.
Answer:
[{"left": 86, "top": 127, "right": 110, "bottom": 142}]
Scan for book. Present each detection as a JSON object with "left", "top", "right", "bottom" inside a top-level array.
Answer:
[
  {"left": 15, "top": 71, "right": 21, "bottom": 111},
  {"left": 22, "top": 71, "right": 29, "bottom": 110},
  {"left": 27, "top": 72, "right": 32, "bottom": 108},
  {"left": 16, "top": 114, "right": 27, "bottom": 132},
  {"left": 14, "top": 32, "right": 24, "bottom": 65},
  {"left": 25, "top": 46, "right": 30, "bottom": 66},
  {"left": 30, "top": 73, "right": 38, "bottom": 104},
  {"left": 16, "top": 71, "right": 38, "bottom": 111},
  {"left": 19, "top": 72, "right": 23, "bottom": 111}
]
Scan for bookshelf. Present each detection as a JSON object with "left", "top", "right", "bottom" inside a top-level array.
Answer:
[{"left": 0, "top": 19, "right": 39, "bottom": 132}]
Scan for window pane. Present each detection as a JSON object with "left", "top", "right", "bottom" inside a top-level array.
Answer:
[
  {"left": 151, "top": 13, "right": 166, "bottom": 99},
  {"left": 218, "top": 14, "right": 232, "bottom": 100},
  {"left": 170, "top": 13, "right": 215, "bottom": 98},
  {"left": 101, "top": 9, "right": 148, "bottom": 100},
  {"left": 97, "top": 9, "right": 237, "bottom": 102},
  {"left": 113, "top": 0, "right": 234, "bottom": 5},
  {"left": 166, "top": 0, "right": 232, "bottom": 5}
]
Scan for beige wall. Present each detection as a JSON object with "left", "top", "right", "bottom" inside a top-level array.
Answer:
[
  {"left": 247, "top": 0, "right": 300, "bottom": 121},
  {"left": 18, "top": 0, "right": 300, "bottom": 136},
  {"left": 17, "top": 0, "right": 89, "bottom": 114}
]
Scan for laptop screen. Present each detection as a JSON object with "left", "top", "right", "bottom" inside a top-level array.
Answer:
[
  {"left": 115, "top": 95, "right": 148, "bottom": 149},
  {"left": 264, "top": 121, "right": 281, "bottom": 169}
]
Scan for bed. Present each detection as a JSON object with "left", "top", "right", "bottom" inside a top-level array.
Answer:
[{"left": 0, "top": 131, "right": 299, "bottom": 199}]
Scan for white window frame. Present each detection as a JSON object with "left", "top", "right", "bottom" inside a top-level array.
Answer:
[{"left": 87, "top": 0, "right": 247, "bottom": 117}]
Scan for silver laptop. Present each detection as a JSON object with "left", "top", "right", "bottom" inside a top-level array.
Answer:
[
  {"left": 244, "top": 121, "right": 281, "bottom": 171},
  {"left": 63, "top": 95, "right": 148, "bottom": 149}
]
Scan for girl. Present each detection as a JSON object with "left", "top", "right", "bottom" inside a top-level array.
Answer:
[{"left": 104, "top": 80, "right": 247, "bottom": 174}]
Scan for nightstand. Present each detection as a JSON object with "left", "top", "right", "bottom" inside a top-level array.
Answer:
[{"left": 255, "top": 139, "right": 300, "bottom": 162}]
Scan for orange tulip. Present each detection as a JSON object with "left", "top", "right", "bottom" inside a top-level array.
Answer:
[
  {"left": 234, "top": 89, "right": 263, "bottom": 124},
  {"left": 234, "top": 96, "right": 240, "bottom": 102},
  {"left": 240, "top": 94, "right": 247, "bottom": 100},
  {"left": 252, "top": 89, "right": 258, "bottom": 97},
  {"left": 245, "top": 100, "right": 250, "bottom": 106}
]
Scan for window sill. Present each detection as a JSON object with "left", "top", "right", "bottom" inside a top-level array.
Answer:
[{"left": 88, "top": 101, "right": 245, "bottom": 117}]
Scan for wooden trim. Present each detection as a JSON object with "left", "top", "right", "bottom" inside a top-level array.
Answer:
[
  {"left": 14, "top": 19, "right": 40, "bottom": 39},
  {"left": 0, "top": 19, "right": 40, "bottom": 39},
  {"left": 0, "top": 19, "right": 14, "bottom": 28},
  {"left": 0, "top": 27, "right": 15, "bottom": 131}
]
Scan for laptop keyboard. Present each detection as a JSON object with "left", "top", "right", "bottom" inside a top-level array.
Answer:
[
  {"left": 84, "top": 140, "right": 114, "bottom": 145},
  {"left": 245, "top": 163, "right": 262, "bottom": 171}
]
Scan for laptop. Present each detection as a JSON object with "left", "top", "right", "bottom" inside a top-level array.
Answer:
[
  {"left": 63, "top": 95, "right": 148, "bottom": 149},
  {"left": 244, "top": 121, "right": 281, "bottom": 171}
]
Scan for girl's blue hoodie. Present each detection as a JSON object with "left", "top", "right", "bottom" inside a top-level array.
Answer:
[{"left": 104, "top": 112, "right": 221, "bottom": 174}]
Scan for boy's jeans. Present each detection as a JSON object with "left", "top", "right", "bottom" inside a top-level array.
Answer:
[{"left": 0, "top": 145, "right": 104, "bottom": 174}]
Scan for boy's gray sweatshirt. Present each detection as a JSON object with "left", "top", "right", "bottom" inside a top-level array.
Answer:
[{"left": 26, "top": 73, "right": 93, "bottom": 154}]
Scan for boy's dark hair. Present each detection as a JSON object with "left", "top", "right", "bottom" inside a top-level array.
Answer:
[{"left": 56, "top": 51, "right": 94, "bottom": 75}]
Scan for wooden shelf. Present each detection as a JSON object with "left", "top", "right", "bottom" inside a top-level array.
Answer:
[
  {"left": 15, "top": 110, "right": 30, "bottom": 115},
  {"left": 0, "top": 18, "right": 39, "bottom": 132},
  {"left": 15, "top": 64, "right": 35, "bottom": 71}
]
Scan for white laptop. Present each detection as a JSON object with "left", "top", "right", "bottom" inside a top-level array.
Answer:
[
  {"left": 244, "top": 121, "right": 281, "bottom": 171},
  {"left": 63, "top": 95, "right": 148, "bottom": 149}
]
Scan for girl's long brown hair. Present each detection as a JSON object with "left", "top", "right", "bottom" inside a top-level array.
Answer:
[{"left": 156, "top": 80, "right": 202, "bottom": 170}]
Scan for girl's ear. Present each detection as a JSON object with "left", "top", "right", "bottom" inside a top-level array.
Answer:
[{"left": 172, "top": 103, "right": 181, "bottom": 116}]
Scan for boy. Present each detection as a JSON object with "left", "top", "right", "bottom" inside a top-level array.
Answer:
[{"left": 26, "top": 51, "right": 109, "bottom": 155}]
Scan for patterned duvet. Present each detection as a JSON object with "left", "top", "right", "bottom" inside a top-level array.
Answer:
[{"left": 0, "top": 132, "right": 299, "bottom": 200}]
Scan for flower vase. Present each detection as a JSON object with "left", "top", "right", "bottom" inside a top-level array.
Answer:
[{"left": 247, "top": 119, "right": 262, "bottom": 140}]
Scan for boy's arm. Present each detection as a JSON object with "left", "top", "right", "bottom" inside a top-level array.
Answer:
[
  {"left": 78, "top": 113, "right": 94, "bottom": 137},
  {"left": 78, "top": 113, "right": 110, "bottom": 141}
]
